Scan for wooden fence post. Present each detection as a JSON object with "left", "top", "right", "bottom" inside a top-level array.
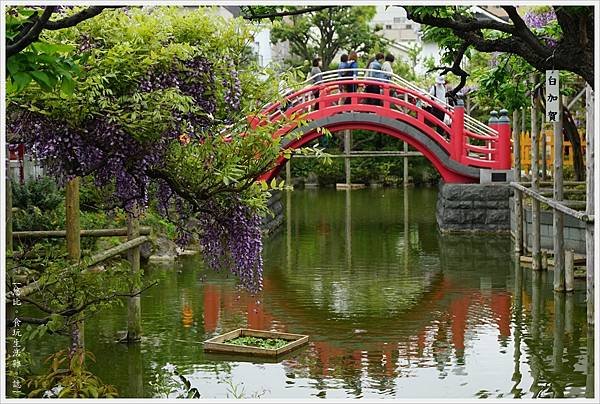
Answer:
[
  {"left": 126, "top": 204, "right": 142, "bottom": 342},
  {"left": 585, "top": 85, "right": 594, "bottom": 326},
  {"left": 513, "top": 110, "right": 523, "bottom": 253},
  {"left": 553, "top": 99, "right": 565, "bottom": 291},
  {"left": 530, "top": 82, "right": 542, "bottom": 271},
  {"left": 541, "top": 113, "right": 547, "bottom": 181},
  {"left": 565, "top": 250, "right": 574, "bottom": 292},
  {"left": 66, "top": 177, "right": 81, "bottom": 263},
  {"left": 66, "top": 177, "right": 83, "bottom": 351}
]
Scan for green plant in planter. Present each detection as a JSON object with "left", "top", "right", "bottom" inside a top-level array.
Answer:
[{"left": 227, "top": 336, "right": 288, "bottom": 350}]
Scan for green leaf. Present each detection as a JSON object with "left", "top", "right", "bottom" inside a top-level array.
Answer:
[
  {"left": 33, "top": 42, "right": 75, "bottom": 55},
  {"left": 60, "top": 77, "right": 76, "bottom": 96},
  {"left": 10, "top": 72, "right": 32, "bottom": 93},
  {"left": 29, "top": 71, "right": 54, "bottom": 91},
  {"left": 6, "top": 56, "right": 24, "bottom": 76},
  {"left": 58, "top": 386, "right": 72, "bottom": 398}
]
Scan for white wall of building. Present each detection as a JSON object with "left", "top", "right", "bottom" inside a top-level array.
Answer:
[
  {"left": 251, "top": 28, "right": 272, "bottom": 67},
  {"left": 371, "top": 6, "right": 420, "bottom": 44}
]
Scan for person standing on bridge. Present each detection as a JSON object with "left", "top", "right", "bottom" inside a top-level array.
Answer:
[
  {"left": 344, "top": 51, "right": 359, "bottom": 105},
  {"left": 429, "top": 75, "right": 447, "bottom": 122},
  {"left": 309, "top": 58, "right": 323, "bottom": 111},
  {"left": 382, "top": 53, "right": 397, "bottom": 100},
  {"left": 365, "top": 53, "right": 385, "bottom": 106},
  {"left": 338, "top": 53, "right": 349, "bottom": 104},
  {"left": 382, "top": 53, "right": 395, "bottom": 81}
]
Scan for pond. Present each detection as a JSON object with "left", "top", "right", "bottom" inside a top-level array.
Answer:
[{"left": 26, "top": 188, "right": 593, "bottom": 399}]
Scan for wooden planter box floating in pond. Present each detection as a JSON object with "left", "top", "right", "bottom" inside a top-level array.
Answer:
[{"left": 203, "top": 328, "right": 309, "bottom": 357}]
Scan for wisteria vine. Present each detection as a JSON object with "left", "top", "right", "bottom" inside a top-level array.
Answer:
[
  {"left": 8, "top": 50, "right": 265, "bottom": 292},
  {"left": 523, "top": 9, "right": 558, "bottom": 48}
]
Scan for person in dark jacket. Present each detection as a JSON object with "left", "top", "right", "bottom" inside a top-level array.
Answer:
[
  {"left": 309, "top": 57, "right": 322, "bottom": 111},
  {"left": 365, "top": 52, "right": 385, "bottom": 105},
  {"left": 344, "top": 51, "right": 359, "bottom": 105}
]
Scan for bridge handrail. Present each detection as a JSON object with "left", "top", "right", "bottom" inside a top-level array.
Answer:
[
  {"left": 265, "top": 75, "right": 470, "bottom": 146},
  {"left": 304, "top": 68, "right": 497, "bottom": 138},
  {"left": 264, "top": 76, "right": 454, "bottom": 124}
]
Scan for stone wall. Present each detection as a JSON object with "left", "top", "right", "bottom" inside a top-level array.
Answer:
[
  {"left": 436, "top": 181, "right": 511, "bottom": 232},
  {"left": 261, "top": 190, "right": 284, "bottom": 236},
  {"left": 509, "top": 198, "right": 586, "bottom": 254}
]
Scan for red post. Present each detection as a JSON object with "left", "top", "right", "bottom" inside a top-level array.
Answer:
[
  {"left": 497, "top": 109, "right": 512, "bottom": 169},
  {"left": 488, "top": 110, "right": 499, "bottom": 167},
  {"left": 319, "top": 84, "right": 329, "bottom": 110},
  {"left": 382, "top": 84, "right": 390, "bottom": 109},
  {"left": 451, "top": 99, "right": 465, "bottom": 163}
]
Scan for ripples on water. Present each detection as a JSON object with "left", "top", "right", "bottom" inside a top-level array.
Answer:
[{"left": 24, "top": 188, "right": 593, "bottom": 399}]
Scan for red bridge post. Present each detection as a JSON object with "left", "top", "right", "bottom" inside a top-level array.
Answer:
[
  {"left": 488, "top": 111, "right": 499, "bottom": 168},
  {"left": 497, "top": 109, "right": 512, "bottom": 169},
  {"left": 451, "top": 99, "right": 465, "bottom": 163}
]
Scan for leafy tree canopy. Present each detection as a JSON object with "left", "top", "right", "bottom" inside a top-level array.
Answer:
[
  {"left": 7, "top": 7, "right": 301, "bottom": 292},
  {"left": 248, "top": 6, "right": 387, "bottom": 69},
  {"left": 6, "top": 6, "right": 118, "bottom": 94},
  {"left": 404, "top": 5, "right": 594, "bottom": 90}
]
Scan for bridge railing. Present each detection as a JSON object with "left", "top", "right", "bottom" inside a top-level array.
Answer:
[{"left": 305, "top": 69, "right": 498, "bottom": 139}]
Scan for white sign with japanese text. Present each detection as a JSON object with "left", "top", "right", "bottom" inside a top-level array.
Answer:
[{"left": 545, "top": 70, "right": 560, "bottom": 122}]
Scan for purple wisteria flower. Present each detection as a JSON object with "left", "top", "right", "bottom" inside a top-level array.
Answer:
[{"left": 523, "top": 9, "right": 557, "bottom": 29}]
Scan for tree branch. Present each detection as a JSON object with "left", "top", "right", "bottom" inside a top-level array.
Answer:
[
  {"left": 405, "top": 8, "right": 516, "bottom": 36},
  {"left": 501, "top": 6, "right": 549, "bottom": 56},
  {"left": 405, "top": 6, "right": 593, "bottom": 87},
  {"left": 243, "top": 6, "right": 338, "bottom": 20},
  {"left": 9, "top": 9, "right": 40, "bottom": 45},
  {"left": 19, "top": 296, "right": 54, "bottom": 314},
  {"left": 428, "top": 41, "right": 470, "bottom": 98},
  {"left": 7, "top": 6, "right": 119, "bottom": 58},
  {"left": 6, "top": 6, "right": 55, "bottom": 57},
  {"left": 43, "top": 6, "right": 118, "bottom": 30}
]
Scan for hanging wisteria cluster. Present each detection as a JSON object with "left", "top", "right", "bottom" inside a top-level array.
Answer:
[
  {"left": 198, "top": 199, "right": 264, "bottom": 294},
  {"left": 223, "top": 58, "right": 242, "bottom": 115},
  {"left": 7, "top": 111, "right": 165, "bottom": 211},
  {"left": 139, "top": 56, "right": 217, "bottom": 139}
]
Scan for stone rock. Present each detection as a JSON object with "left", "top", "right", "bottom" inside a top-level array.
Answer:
[
  {"left": 152, "top": 236, "right": 178, "bottom": 259},
  {"left": 140, "top": 240, "right": 154, "bottom": 262}
]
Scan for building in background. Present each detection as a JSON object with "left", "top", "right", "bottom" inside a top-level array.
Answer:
[
  {"left": 371, "top": 6, "right": 419, "bottom": 45},
  {"left": 372, "top": 6, "right": 509, "bottom": 76}
]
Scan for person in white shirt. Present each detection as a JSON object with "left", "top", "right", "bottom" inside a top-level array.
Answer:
[
  {"left": 428, "top": 75, "right": 447, "bottom": 122},
  {"left": 381, "top": 53, "right": 395, "bottom": 81}
]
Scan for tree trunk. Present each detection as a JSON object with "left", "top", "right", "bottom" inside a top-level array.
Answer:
[{"left": 562, "top": 106, "right": 585, "bottom": 181}]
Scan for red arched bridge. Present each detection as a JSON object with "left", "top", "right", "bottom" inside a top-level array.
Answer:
[{"left": 250, "top": 69, "right": 512, "bottom": 184}]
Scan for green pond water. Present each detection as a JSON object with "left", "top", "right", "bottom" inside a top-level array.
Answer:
[{"left": 24, "top": 188, "right": 594, "bottom": 399}]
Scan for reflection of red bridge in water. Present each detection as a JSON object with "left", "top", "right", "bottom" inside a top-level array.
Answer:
[
  {"left": 198, "top": 276, "right": 512, "bottom": 379},
  {"left": 251, "top": 69, "right": 513, "bottom": 184}
]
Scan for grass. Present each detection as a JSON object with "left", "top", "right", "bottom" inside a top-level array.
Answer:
[{"left": 226, "top": 336, "right": 289, "bottom": 350}]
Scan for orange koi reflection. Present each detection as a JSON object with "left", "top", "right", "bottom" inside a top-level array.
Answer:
[{"left": 182, "top": 304, "right": 193, "bottom": 328}]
